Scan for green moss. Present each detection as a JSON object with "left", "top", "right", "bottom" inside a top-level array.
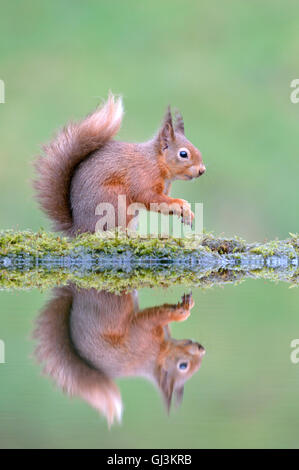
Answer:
[
  {"left": 0, "top": 230, "right": 70, "bottom": 256},
  {"left": 0, "top": 267, "right": 243, "bottom": 292},
  {"left": 1, "top": 263, "right": 297, "bottom": 293},
  {"left": 0, "top": 230, "right": 298, "bottom": 292},
  {"left": 289, "top": 233, "right": 299, "bottom": 256},
  {"left": 249, "top": 239, "right": 297, "bottom": 260},
  {"left": 1, "top": 229, "right": 297, "bottom": 259},
  {"left": 0, "top": 230, "right": 252, "bottom": 258}
]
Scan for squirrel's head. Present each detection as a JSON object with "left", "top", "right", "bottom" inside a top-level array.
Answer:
[
  {"left": 156, "top": 107, "right": 205, "bottom": 181},
  {"left": 156, "top": 338, "right": 205, "bottom": 412}
]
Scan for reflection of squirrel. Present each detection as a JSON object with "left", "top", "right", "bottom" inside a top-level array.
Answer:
[
  {"left": 34, "top": 93, "right": 205, "bottom": 235},
  {"left": 33, "top": 287, "right": 205, "bottom": 426}
]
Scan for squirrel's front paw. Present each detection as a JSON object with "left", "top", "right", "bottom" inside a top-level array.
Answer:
[
  {"left": 178, "top": 199, "right": 194, "bottom": 226},
  {"left": 170, "top": 307, "right": 191, "bottom": 322},
  {"left": 170, "top": 292, "right": 194, "bottom": 322}
]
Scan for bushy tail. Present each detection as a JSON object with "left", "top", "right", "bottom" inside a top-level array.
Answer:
[
  {"left": 33, "top": 287, "right": 123, "bottom": 427},
  {"left": 34, "top": 93, "right": 124, "bottom": 233}
]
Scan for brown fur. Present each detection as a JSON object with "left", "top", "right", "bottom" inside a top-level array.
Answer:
[
  {"left": 34, "top": 93, "right": 205, "bottom": 235},
  {"left": 33, "top": 288, "right": 205, "bottom": 426}
]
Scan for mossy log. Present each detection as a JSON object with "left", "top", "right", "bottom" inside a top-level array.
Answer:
[{"left": 0, "top": 230, "right": 298, "bottom": 292}]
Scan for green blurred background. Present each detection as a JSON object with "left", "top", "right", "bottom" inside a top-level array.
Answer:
[{"left": 0, "top": 0, "right": 299, "bottom": 449}]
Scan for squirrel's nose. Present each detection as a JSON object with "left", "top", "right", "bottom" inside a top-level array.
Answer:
[
  {"left": 198, "top": 166, "right": 206, "bottom": 177},
  {"left": 197, "top": 344, "right": 206, "bottom": 356}
]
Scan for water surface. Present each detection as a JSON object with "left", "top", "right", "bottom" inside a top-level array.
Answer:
[{"left": 0, "top": 263, "right": 298, "bottom": 448}]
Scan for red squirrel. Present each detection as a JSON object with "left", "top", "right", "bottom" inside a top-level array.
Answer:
[
  {"left": 34, "top": 93, "right": 205, "bottom": 235},
  {"left": 33, "top": 287, "right": 205, "bottom": 426}
]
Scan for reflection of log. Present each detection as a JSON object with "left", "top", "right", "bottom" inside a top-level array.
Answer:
[{"left": 0, "top": 230, "right": 298, "bottom": 291}]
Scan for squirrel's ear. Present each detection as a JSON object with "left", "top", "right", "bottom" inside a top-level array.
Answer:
[
  {"left": 174, "top": 385, "right": 184, "bottom": 408},
  {"left": 157, "top": 106, "right": 174, "bottom": 151},
  {"left": 174, "top": 110, "right": 184, "bottom": 135},
  {"left": 158, "top": 367, "right": 175, "bottom": 413}
]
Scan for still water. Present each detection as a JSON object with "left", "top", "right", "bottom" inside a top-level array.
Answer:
[{"left": 0, "top": 269, "right": 299, "bottom": 449}]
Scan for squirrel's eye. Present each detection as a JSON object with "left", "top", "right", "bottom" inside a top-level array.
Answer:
[
  {"left": 178, "top": 362, "right": 188, "bottom": 370},
  {"left": 178, "top": 148, "right": 189, "bottom": 159}
]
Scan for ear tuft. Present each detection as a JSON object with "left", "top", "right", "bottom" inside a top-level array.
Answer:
[
  {"left": 174, "top": 385, "right": 184, "bottom": 408},
  {"left": 157, "top": 106, "right": 175, "bottom": 151},
  {"left": 158, "top": 367, "right": 175, "bottom": 413},
  {"left": 174, "top": 109, "right": 184, "bottom": 135}
]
